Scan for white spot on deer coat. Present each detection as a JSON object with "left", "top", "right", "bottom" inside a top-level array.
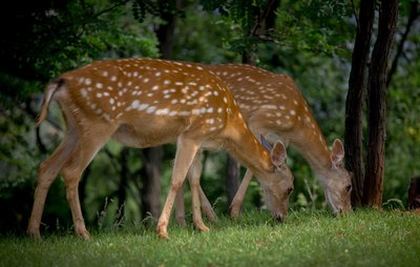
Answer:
[
  {"left": 85, "top": 78, "right": 92, "bottom": 85},
  {"left": 81, "top": 88, "right": 88, "bottom": 97},
  {"left": 138, "top": 104, "right": 148, "bottom": 111},
  {"left": 131, "top": 100, "right": 140, "bottom": 109},
  {"left": 146, "top": 106, "right": 156, "bottom": 113}
]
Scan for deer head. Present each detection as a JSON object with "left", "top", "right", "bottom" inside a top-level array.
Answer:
[
  {"left": 321, "top": 139, "right": 352, "bottom": 215},
  {"left": 258, "top": 139, "right": 293, "bottom": 221}
]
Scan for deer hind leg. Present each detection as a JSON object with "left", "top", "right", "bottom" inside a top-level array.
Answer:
[
  {"left": 199, "top": 186, "right": 217, "bottom": 222},
  {"left": 188, "top": 154, "right": 218, "bottom": 223},
  {"left": 27, "top": 131, "right": 79, "bottom": 239},
  {"left": 60, "top": 124, "right": 116, "bottom": 240},
  {"left": 174, "top": 187, "right": 187, "bottom": 226},
  {"left": 230, "top": 169, "right": 254, "bottom": 218},
  {"left": 187, "top": 155, "right": 209, "bottom": 232},
  {"left": 174, "top": 153, "right": 217, "bottom": 227},
  {"left": 157, "top": 136, "right": 200, "bottom": 239}
]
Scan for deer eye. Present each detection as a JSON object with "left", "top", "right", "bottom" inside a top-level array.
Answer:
[{"left": 345, "top": 185, "right": 352, "bottom": 192}]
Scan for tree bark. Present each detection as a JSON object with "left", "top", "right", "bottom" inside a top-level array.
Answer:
[
  {"left": 363, "top": 0, "right": 399, "bottom": 208},
  {"left": 264, "top": 0, "right": 281, "bottom": 32},
  {"left": 140, "top": 147, "right": 163, "bottom": 218},
  {"left": 225, "top": 155, "right": 241, "bottom": 205},
  {"left": 155, "top": 0, "right": 181, "bottom": 59},
  {"left": 344, "top": 0, "right": 376, "bottom": 206},
  {"left": 408, "top": 176, "right": 420, "bottom": 210}
]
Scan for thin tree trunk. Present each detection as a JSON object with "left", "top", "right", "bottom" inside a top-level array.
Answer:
[
  {"left": 264, "top": 0, "right": 281, "bottom": 31},
  {"left": 155, "top": 0, "right": 180, "bottom": 59},
  {"left": 363, "top": 0, "right": 399, "bottom": 208},
  {"left": 344, "top": 0, "right": 376, "bottom": 206},
  {"left": 408, "top": 176, "right": 420, "bottom": 210},
  {"left": 140, "top": 147, "right": 163, "bottom": 218},
  {"left": 225, "top": 155, "right": 241, "bottom": 205},
  {"left": 116, "top": 147, "right": 129, "bottom": 222}
]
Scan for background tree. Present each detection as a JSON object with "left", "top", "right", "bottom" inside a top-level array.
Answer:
[
  {"left": 344, "top": 0, "right": 376, "bottom": 206},
  {"left": 363, "top": 0, "right": 399, "bottom": 207}
]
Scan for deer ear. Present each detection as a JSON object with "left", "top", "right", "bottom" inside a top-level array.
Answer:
[
  {"left": 260, "top": 134, "right": 273, "bottom": 151},
  {"left": 271, "top": 141, "right": 287, "bottom": 167},
  {"left": 330, "top": 139, "right": 344, "bottom": 168}
]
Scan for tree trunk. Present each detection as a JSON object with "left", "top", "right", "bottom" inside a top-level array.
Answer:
[
  {"left": 140, "top": 147, "right": 163, "bottom": 218},
  {"left": 363, "top": 0, "right": 399, "bottom": 208},
  {"left": 155, "top": 0, "right": 181, "bottom": 59},
  {"left": 264, "top": 0, "right": 281, "bottom": 31},
  {"left": 408, "top": 176, "right": 420, "bottom": 210},
  {"left": 116, "top": 147, "right": 129, "bottom": 222},
  {"left": 225, "top": 155, "right": 241, "bottom": 205},
  {"left": 344, "top": 0, "right": 376, "bottom": 206}
]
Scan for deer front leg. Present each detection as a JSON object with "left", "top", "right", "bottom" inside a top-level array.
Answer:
[
  {"left": 157, "top": 136, "right": 200, "bottom": 239},
  {"left": 230, "top": 169, "right": 254, "bottom": 218}
]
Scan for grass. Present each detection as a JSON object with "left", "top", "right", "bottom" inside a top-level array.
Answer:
[{"left": 0, "top": 210, "right": 419, "bottom": 267}]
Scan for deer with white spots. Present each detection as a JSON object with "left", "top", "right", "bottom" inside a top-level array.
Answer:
[
  {"left": 27, "top": 58, "right": 293, "bottom": 240},
  {"left": 176, "top": 64, "right": 352, "bottom": 222}
]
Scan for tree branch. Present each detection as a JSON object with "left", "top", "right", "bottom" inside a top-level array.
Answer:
[
  {"left": 351, "top": 0, "right": 360, "bottom": 29},
  {"left": 250, "top": 0, "right": 279, "bottom": 37},
  {"left": 387, "top": 1, "right": 419, "bottom": 87}
]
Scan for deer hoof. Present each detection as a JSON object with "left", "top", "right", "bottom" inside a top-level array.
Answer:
[
  {"left": 27, "top": 229, "right": 42, "bottom": 240},
  {"left": 195, "top": 222, "right": 210, "bottom": 232}
]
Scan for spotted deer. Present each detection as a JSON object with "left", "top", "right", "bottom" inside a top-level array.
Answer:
[
  {"left": 27, "top": 58, "right": 294, "bottom": 240},
  {"left": 175, "top": 64, "right": 352, "bottom": 222}
]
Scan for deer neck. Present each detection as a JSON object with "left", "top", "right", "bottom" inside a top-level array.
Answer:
[
  {"left": 223, "top": 124, "right": 273, "bottom": 179},
  {"left": 294, "top": 130, "right": 332, "bottom": 183}
]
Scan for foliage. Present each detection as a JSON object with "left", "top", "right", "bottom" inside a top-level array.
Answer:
[{"left": 0, "top": 210, "right": 419, "bottom": 266}]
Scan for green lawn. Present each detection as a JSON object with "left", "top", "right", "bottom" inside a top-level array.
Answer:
[{"left": 0, "top": 210, "right": 419, "bottom": 267}]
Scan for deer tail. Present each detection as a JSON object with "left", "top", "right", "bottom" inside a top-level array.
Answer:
[{"left": 36, "top": 79, "right": 65, "bottom": 127}]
